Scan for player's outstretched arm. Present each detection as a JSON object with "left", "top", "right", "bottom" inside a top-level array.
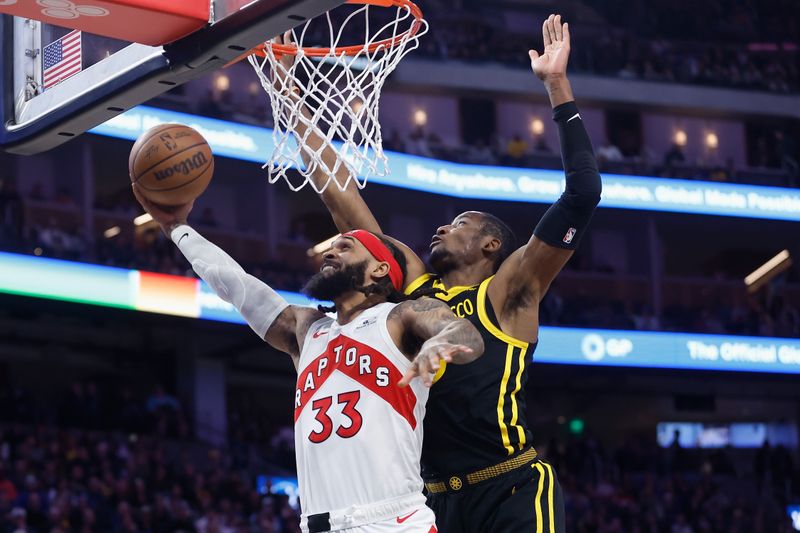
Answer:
[
  {"left": 272, "top": 32, "right": 428, "bottom": 286},
  {"left": 271, "top": 32, "right": 382, "bottom": 234},
  {"left": 132, "top": 186, "right": 323, "bottom": 364},
  {"left": 390, "top": 297, "right": 484, "bottom": 387},
  {"left": 488, "top": 15, "right": 601, "bottom": 343}
]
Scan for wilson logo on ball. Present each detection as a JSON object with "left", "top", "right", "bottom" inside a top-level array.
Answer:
[
  {"left": 130, "top": 124, "right": 214, "bottom": 206},
  {"left": 153, "top": 152, "right": 209, "bottom": 181}
]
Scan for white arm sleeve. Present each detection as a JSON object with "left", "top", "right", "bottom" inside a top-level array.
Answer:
[{"left": 170, "top": 225, "right": 290, "bottom": 339}]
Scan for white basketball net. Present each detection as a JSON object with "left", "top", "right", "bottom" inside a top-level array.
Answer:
[{"left": 248, "top": 1, "right": 428, "bottom": 192}]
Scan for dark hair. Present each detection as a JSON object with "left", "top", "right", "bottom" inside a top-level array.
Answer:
[
  {"left": 477, "top": 212, "right": 517, "bottom": 272},
  {"left": 366, "top": 234, "right": 408, "bottom": 303},
  {"left": 374, "top": 235, "right": 450, "bottom": 302},
  {"left": 317, "top": 232, "right": 417, "bottom": 313}
]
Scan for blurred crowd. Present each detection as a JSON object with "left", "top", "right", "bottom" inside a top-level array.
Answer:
[
  {"left": 0, "top": 425, "right": 300, "bottom": 533},
  {"left": 184, "top": 79, "right": 800, "bottom": 192},
  {"left": 381, "top": 125, "right": 800, "bottom": 190},
  {"left": 0, "top": 381, "right": 189, "bottom": 441},
  {"left": 540, "top": 287, "right": 800, "bottom": 338},
  {"left": 177, "top": 86, "right": 800, "bottom": 189},
  {"left": 81, "top": 0, "right": 799, "bottom": 96},
  {"left": 1, "top": 419, "right": 797, "bottom": 532},
  {"left": 228, "top": 0, "right": 799, "bottom": 94},
  {"left": 417, "top": 0, "right": 799, "bottom": 94},
  {"left": 586, "top": 0, "right": 798, "bottom": 45},
  {"left": 0, "top": 179, "right": 312, "bottom": 293},
  {"left": 548, "top": 435, "right": 797, "bottom": 532},
  {"left": 0, "top": 377, "right": 300, "bottom": 533},
  {"left": 226, "top": 399, "right": 295, "bottom": 475},
  {"left": 416, "top": 16, "right": 798, "bottom": 95}
]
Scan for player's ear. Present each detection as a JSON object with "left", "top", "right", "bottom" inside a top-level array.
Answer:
[
  {"left": 370, "top": 261, "right": 391, "bottom": 282},
  {"left": 482, "top": 235, "right": 501, "bottom": 254}
]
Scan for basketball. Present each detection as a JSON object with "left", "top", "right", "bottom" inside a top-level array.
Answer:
[{"left": 128, "top": 124, "right": 214, "bottom": 206}]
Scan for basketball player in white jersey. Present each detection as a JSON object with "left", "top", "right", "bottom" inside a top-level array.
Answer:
[{"left": 131, "top": 186, "right": 485, "bottom": 533}]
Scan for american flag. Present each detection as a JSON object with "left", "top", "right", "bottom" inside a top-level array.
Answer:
[{"left": 43, "top": 30, "right": 82, "bottom": 90}]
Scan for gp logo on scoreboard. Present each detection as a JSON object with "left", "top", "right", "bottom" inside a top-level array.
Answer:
[
  {"left": 581, "top": 333, "right": 634, "bottom": 362},
  {"left": 36, "top": 0, "right": 109, "bottom": 20}
]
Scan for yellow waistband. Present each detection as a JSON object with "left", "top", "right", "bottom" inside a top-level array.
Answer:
[{"left": 424, "top": 447, "right": 538, "bottom": 494}]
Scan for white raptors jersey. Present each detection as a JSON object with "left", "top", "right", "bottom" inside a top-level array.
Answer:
[{"left": 294, "top": 302, "right": 429, "bottom": 519}]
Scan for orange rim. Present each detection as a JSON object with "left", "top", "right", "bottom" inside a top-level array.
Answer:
[{"left": 251, "top": 0, "right": 424, "bottom": 58}]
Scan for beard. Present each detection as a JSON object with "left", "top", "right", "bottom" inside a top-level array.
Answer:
[
  {"left": 303, "top": 260, "right": 368, "bottom": 301},
  {"left": 428, "top": 245, "right": 457, "bottom": 276}
]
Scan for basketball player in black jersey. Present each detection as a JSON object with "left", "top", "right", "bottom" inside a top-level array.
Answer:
[{"left": 276, "top": 14, "right": 599, "bottom": 532}]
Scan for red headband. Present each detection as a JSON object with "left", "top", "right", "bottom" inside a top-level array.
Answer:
[{"left": 343, "top": 230, "right": 404, "bottom": 291}]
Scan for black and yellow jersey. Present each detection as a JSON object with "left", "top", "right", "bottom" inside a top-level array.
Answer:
[{"left": 405, "top": 273, "right": 537, "bottom": 477}]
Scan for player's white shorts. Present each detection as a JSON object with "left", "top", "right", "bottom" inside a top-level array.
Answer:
[
  {"left": 300, "top": 493, "right": 436, "bottom": 533},
  {"left": 339, "top": 507, "right": 436, "bottom": 533}
]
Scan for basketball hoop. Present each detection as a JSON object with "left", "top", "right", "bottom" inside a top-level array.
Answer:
[{"left": 247, "top": 0, "right": 427, "bottom": 192}]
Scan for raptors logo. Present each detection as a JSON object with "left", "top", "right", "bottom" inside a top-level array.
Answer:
[{"left": 294, "top": 334, "right": 419, "bottom": 430}]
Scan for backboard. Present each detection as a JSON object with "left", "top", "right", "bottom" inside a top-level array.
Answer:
[{"left": 1, "top": 0, "right": 346, "bottom": 155}]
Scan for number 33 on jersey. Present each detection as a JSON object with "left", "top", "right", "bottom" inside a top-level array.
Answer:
[{"left": 293, "top": 303, "right": 430, "bottom": 516}]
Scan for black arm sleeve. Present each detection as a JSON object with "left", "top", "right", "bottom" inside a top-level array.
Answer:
[{"left": 533, "top": 100, "right": 602, "bottom": 249}]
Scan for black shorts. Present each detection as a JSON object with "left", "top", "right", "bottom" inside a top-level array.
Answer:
[{"left": 426, "top": 459, "right": 565, "bottom": 533}]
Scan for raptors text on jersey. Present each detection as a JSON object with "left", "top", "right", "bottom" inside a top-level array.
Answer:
[{"left": 293, "top": 303, "right": 429, "bottom": 520}]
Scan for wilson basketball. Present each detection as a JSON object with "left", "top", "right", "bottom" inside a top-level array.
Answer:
[{"left": 129, "top": 124, "right": 214, "bottom": 206}]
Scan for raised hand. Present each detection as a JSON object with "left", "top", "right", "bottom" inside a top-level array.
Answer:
[
  {"left": 272, "top": 31, "right": 299, "bottom": 96},
  {"left": 529, "top": 14, "right": 570, "bottom": 81},
  {"left": 398, "top": 343, "right": 474, "bottom": 388},
  {"left": 131, "top": 184, "right": 194, "bottom": 235}
]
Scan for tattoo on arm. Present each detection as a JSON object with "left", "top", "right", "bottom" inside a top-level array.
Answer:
[
  {"left": 430, "top": 319, "right": 485, "bottom": 363},
  {"left": 295, "top": 309, "right": 325, "bottom": 349},
  {"left": 266, "top": 307, "right": 300, "bottom": 358},
  {"left": 389, "top": 298, "right": 452, "bottom": 340},
  {"left": 397, "top": 298, "right": 485, "bottom": 363},
  {"left": 407, "top": 298, "right": 453, "bottom": 330},
  {"left": 266, "top": 306, "right": 324, "bottom": 360}
]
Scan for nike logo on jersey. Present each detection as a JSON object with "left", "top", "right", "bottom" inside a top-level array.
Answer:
[
  {"left": 177, "top": 232, "right": 189, "bottom": 245},
  {"left": 567, "top": 112, "right": 581, "bottom": 122},
  {"left": 396, "top": 510, "right": 418, "bottom": 524},
  {"left": 312, "top": 329, "right": 329, "bottom": 339}
]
